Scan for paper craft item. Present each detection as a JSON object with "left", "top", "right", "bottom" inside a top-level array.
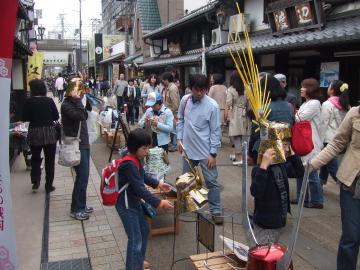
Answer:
[
  {"left": 257, "top": 122, "right": 291, "bottom": 165},
  {"left": 176, "top": 166, "right": 209, "bottom": 214}
]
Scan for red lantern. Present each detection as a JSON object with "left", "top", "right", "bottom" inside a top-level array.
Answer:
[{"left": 247, "top": 243, "right": 294, "bottom": 270}]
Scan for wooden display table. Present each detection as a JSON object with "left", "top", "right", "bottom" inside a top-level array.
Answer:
[
  {"left": 146, "top": 186, "right": 179, "bottom": 238},
  {"left": 104, "top": 129, "right": 121, "bottom": 149},
  {"left": 190, "top": 252, "right": 246, "bottom": 270}
]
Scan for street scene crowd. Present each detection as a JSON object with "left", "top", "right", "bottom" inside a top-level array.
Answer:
[{"left": 11, "top": 65, "right": 360, "bottom": 270}]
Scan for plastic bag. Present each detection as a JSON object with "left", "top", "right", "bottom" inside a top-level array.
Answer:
[
  {"left": 102, "top": 109, "right": 113, "bottom": 128},
  {"left": 87, "top": 110, "right": 99, "bottom": 144}
]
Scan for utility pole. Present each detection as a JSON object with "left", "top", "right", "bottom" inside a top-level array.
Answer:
[
  {"left": 59, "top": 13, "right": 65, "bottom": 39},
  {"left": 124, "top": 0, "right": 132, "bottom": 80},
  {"left": 79, "top": 0, "right": 82, "bottom": 73}
]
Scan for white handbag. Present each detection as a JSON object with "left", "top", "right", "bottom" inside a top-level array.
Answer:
[{"left": 58, "top": 122, "right": 81, "bottom": 167}]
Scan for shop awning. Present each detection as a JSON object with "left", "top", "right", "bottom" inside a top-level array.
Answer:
[
  {"left": 208, "top": 15, "right": 360, "bottom": 57},
  {"left": 141, "top": 50, "right": 202, "bottom": 69},
  {"left": 13, "top": 37, "right": 32, "bottom": 58},
  {"left": 99, "top": 53, "right": 124, "bottom": 64},
  {"left": 124, "top": 53, "right": 143, "bottom": 64}
]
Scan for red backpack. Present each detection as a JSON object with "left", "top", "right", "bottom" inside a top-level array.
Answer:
[
  {"left": 100, "top": 155, "right": 140, "bottom": 206},
  {"left": 291, "top": 115, "right": 314, "bottom": 156}
]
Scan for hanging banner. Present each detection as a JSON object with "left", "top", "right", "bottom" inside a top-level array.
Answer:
[
  {"left": 0, "top": 1, "right": 19, "bottom": 269},
  {"left": 27, "top": 51, "right": 44, "bottom": 89}
]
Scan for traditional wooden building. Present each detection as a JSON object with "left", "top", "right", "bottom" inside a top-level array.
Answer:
[{"left": 142, "top": 0, "right": 360, "bottom": 104}]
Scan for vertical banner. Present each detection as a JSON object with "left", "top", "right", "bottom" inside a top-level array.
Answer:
[
  {"left": 27, "top": 51, "right": 44, "bottom": 89},
  {"left": 0, "top": 1, "right": 19, "bottom": 269}
]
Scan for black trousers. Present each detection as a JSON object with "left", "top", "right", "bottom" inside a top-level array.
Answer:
[
  {"left": 126, "top": 104, "right": 135, "bottom": 124},
  {"left": 30, "top": 144, "right": 56, "bottom": 189}
]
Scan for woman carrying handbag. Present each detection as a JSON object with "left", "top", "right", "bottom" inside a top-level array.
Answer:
[
  {"left": 23, "top": 79, "right": 59, "bottom": 192},
  {"left": 294, "top": 78, "right": 324, "bottom": 209},
  {"left": 61, "top": 79, "right": 93, "bottom": 221}
]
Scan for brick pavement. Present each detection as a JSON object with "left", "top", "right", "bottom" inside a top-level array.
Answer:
[{"left": 46, "top": 156, "right": 127, "bottom": 270}]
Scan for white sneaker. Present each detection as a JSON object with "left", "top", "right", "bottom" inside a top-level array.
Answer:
[
  {"left": 229, "top": 154, "right": 236, "bottom": 161},
  {"left": 232, "top": 160, "right": 243, "bottom": 166}
]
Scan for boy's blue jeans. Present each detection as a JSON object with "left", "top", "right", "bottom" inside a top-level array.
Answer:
[
  {"left": 116, "top": 203, "right": 149, "bottom": 270},
  {"left": 182, "top": 157, "right": 222, "bottom": 214},
  {"left": 337, "top": 187, "right": 360, "bottom": 270}
]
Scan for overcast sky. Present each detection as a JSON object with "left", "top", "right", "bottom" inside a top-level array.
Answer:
[{"left": 34, "top": 0, "right": 211, "bottom": 40}]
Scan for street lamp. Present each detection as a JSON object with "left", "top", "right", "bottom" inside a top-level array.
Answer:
[
  {"left": 216, "top": 8, "right": 226, "bottom": 29},
  {"left": 38, "top": 25, "right": 45, "bottom": 39}
]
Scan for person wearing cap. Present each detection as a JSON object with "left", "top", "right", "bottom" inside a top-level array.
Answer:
[
  {"left": 139, "top": 92, "right": 174, "bottom": 152},
  {"left": 274, "top": 73, "right": 298, "bottom": 111}
]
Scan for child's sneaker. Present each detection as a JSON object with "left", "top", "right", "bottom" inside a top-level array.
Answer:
[{"left": 232, "top": 160, "right": 243, "bottom": 166}]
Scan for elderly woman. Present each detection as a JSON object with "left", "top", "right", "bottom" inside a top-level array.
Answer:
[
  {"left": 311, "top": 106, "right": 360, "bottom": 270},
  {"left": 61, "top": 79, "right": 93, "bottom": 220}
]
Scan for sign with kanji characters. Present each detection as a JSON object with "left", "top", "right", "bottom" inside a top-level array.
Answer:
[
  {"left": 295, "top": 3, "right": 314, "bottom": 26},
  {"left": 273, "top": 9, "right": 290, "bottom": 31},
  {"left": 27, "top": 51, "right": 44, "bottom": 89},
  {"left": 266, "top": 0, "right": 324, "bottom": 35}
]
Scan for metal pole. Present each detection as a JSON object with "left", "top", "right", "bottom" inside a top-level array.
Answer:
[
  {"left": 79, "top": 0, "right": 82, "bottom": 73},
  {"left": 125, "top": 17, "right": 129, "bottom": 79}
]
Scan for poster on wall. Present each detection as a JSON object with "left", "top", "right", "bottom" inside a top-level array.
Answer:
[
  {"left": 102, "top": 34, "right": 125, "bottom": 60},
  {"left": 320, "top": 62, "right": 339, "bottom": 87},
  {"left": 0, "top": 1, "right": 19, "bottom": 269}
]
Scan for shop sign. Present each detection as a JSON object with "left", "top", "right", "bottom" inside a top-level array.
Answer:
[
  {"left": 266, "top": 0, "right": 324, "bottom": 35},
  {"left": 168, "top": 42, "right": 182, "bottom": 57}
]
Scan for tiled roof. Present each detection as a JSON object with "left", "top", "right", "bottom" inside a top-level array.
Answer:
[
  {"left": 141, "top": 49, "right": 203, "bottom": 68},
  {"left": 209, "top": 16, "right": 360, "bottom": 57},
  {"left": 99, "top": 53, "right": 124, "bottom": 64},
  {"left": 143, "top": 0, "right": 219, "bottom": 39},
  {"left": 124, "top": 53, "right": 143, "bottom": 64},
  {"left": 137, "top": 0, "right": 162, "bottom": 33}
]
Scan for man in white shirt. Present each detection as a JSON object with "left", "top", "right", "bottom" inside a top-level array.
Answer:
[
  {"left": 55, "top": 73, "right": 66, "bottom": 103},
  {"left": 114, "top": 73, "right": 128, "bottom": 112}
]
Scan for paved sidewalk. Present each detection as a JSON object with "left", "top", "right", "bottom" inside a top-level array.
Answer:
[
  {"left": 44, "top": 156, "right": 127, "bottom": 270},
  {"left": 11, "top": 156, "right": 45, "bottom": 270}
]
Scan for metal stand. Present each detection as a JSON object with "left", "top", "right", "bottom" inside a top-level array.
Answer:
[{"left": 108, "top": 112, "right": 130, "bottom": 162}]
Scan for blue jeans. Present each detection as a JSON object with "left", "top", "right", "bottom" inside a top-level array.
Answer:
[
  {"left": 71, "top": 149, "right": 90, "bottom": 213},
  {"left": 338, "top": 187, "right": 360, "bottom": 270},
  {"left": 116, "top": 203, "right": 149, "bottom": 270},
  {"left": 170, "top": 133, "right": 177, "bottom": 149},
  {"left": 296, "top": 170, "right": 324, "bottom": 204},
  {"left": 182, "top": 158, "right": 222, "bottom": 214},
  {"left": 319, "top": 157, "right": 339, "bottom": 184}
]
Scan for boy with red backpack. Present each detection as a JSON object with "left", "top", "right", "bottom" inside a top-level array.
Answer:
[{"left": 102, "top": 128, "right": 173, "bottom": 270}]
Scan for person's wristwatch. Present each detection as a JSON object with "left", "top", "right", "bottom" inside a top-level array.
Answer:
[{"left": 210, "top": 153, "right": 217, "bottom": 158}]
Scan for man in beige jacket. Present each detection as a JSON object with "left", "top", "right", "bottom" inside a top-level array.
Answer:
[
  {"left": 311, "top": 106, "right": 360, "bottom": 270},
  {"left": 161, "top": 72, "right": 180, "bottom": 151}
]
